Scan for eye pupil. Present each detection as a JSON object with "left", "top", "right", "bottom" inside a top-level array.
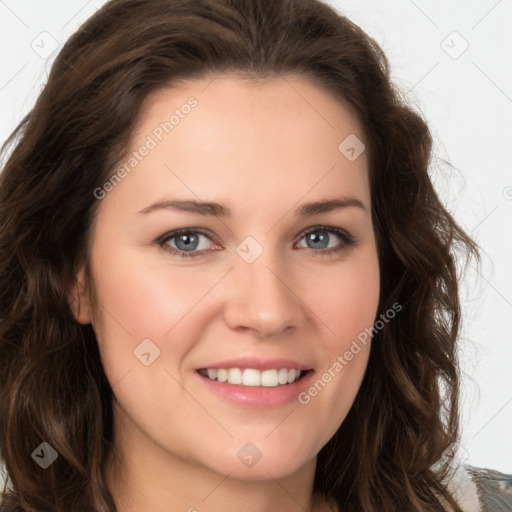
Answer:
[
  {"left": 307, "top": 231, "right": 328, "bottom": 249},
  {"left": 176, "top": 233, "right": 198, "bottom": 251}
]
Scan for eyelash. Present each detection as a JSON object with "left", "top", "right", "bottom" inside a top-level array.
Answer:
[{"left": 157, "top": 226, "right": 355, "bottom": 260}]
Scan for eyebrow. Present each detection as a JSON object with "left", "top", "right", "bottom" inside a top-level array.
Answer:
[{"left": 138, "top": 196, "right": 367, "bottom": 217}]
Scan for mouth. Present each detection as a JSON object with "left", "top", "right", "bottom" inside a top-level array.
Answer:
[
  {"left": 197, "top": 367, "right": 311, "bottom": 387},
  {"left": 194, "top": 357, "right": 315, "bottom": 407}
]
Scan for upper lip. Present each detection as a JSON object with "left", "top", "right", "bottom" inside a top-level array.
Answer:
[{"left": 197, "top": 357, "right": 312, "bottom": 371}]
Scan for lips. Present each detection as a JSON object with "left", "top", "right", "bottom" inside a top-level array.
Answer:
[
  {"left": 195, "top": 363, "right": 315, "bottom": 408},
  {"left": 197, "top": 357, "right": 311, "bottom": 372}
]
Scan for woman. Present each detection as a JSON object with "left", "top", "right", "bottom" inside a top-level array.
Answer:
[{"left": 0, "top": 0, "right": 510, "bottom": 510}]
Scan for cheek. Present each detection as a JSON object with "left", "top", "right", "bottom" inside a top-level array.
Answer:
[
  {"left": 90, "top": 247, "right": 209, "bottom": 338},
  {"left": 304, "top": 250, "right": 380, "bottom": 351},
  {"left": 294, "top": 247, "right": 379, "bottom": 433},
  {"left": 87, "top": 241, "right": 232, "bottom": 390}
]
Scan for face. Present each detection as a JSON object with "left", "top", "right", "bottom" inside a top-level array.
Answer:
[{"left": 72, "top": 72, "right": 380, "bottom": 481}]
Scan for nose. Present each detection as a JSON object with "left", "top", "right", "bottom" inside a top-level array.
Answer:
[{"left": 223, "top": 254, "right": 306, "bottom": 338}]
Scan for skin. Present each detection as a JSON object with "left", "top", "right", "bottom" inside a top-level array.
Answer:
[{"left": 70, "top": 72, "right": 380, "bottom": 512}]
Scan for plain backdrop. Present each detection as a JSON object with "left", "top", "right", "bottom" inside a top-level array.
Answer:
[{"left": 0, "top": 0, "right": 511, "bottom": 480}]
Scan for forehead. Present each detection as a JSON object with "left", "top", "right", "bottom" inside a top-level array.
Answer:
[{"left": 101, "top": 72, "right": 370, "bottom": 218}]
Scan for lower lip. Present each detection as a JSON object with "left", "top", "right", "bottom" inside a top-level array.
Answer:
[{"left": 196, "top": 370, "right": 315, "bottom": 408}]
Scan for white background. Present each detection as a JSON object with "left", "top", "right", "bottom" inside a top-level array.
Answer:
[{"left": 1, "top": 0, "right": 511, "bottom": 477}]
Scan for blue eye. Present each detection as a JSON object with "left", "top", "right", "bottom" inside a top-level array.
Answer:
[
  {"left": 298, "top": 226, "right": 355, "bottom": 256},
  {"left": 159, "top": 229, "right": 216, "bottom": 259},
  {"left": 158, "top": 226, "right": 355, "bottom": 259}
]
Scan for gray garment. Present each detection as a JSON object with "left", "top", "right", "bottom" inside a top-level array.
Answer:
[{"left": 466, "top": 465, "right": 512, "bottom": 511}]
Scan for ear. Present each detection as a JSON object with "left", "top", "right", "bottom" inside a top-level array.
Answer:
[{"left": 67, "top": 263, "right": 92, "bottom": 325}]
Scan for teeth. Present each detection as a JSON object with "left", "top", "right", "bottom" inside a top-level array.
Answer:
[
  {"left": 228, "top": 368, "right": 243, "bottom": 385},
  {"left": 260, "top": 369, "right": 278, "bottom": 387},
  {"left": 200, "top": 367, "right": 303, "bottom": 386},
  {"left": 278, "top": 368, "right": 289, "bottom": 384},
  {"left": 242, "top": 369, "right": 260, "bottom": 386}
]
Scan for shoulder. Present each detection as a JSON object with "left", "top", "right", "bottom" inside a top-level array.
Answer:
[
  {"left": 466, "top": 464, "right": 512, "bottom": 512},
  {"left": 444, "top": 461, "right": 512, "bottom": 512}
]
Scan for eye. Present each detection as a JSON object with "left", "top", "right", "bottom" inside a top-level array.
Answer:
[
  {"left": 158, "top": 229, "right": 219, "bottom": 259},
  {"left": 296, "top": 226, "right": 355, "bottom": 257}
]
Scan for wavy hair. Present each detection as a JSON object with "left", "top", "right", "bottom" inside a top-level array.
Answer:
[{"left": 0, "top": 0, "right": 478, "bottom": 510}]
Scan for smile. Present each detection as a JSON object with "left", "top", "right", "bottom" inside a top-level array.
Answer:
[{"left": 197, "top": 367, "right": 306, "bottom": 387}]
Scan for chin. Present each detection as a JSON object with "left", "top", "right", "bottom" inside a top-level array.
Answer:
[{"left": 198, "top": 437, "right": 316, "bottom": 481}]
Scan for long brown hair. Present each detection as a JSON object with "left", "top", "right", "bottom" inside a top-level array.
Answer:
[{"left": 0, "top": 0, "right": 478, "bottom": 510}]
